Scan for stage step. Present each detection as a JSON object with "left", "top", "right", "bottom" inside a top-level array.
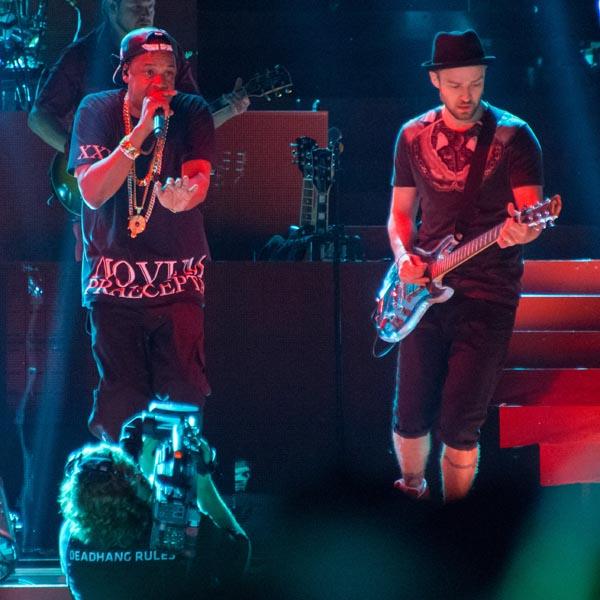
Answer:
[
  {"left": 521, "top": 260, "right": 600, "bottom": 293},
  {"left": 506, "top": 331, "right": 600, "bottom": 368},
  {"left": 500, "top": 260, "right": 600, "bottom": 486},
  {"left": 0, "top": 587, "right": 69, "bottom": 600},
  {"left": 539, "top": 440, "right": 600, "bottom": 486},
  {"left": 0, "top": 566, "right": 67, "bottom": 599},
  {"left": 515, "top": 294, "right": 600, "bottom": 330},
  {"left": 494, "top": 368, "right": 600, "bottom": 406},
  {"left": 499, "top": 405, "right": 600, "bottom": 448}
]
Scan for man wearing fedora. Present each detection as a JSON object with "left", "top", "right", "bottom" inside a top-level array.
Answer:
[{"left": 388, "top": 30, "right": 557, "bottom": 501}]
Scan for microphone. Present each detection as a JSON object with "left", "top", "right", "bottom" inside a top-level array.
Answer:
[{"left": 153, "top": 108, "right": 166, "bottom": 138}]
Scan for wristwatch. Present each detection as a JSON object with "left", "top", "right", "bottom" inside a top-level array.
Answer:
[{"left": 118, "top": 135, "right": 141, "bottom": 160}]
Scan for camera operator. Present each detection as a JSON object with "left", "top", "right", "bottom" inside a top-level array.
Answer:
[{"left": 58, "top": 431, "right": 249, "bottom": 599}]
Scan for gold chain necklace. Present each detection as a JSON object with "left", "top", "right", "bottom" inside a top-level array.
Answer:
[{"left": 123, "top": 93, "right": 169, "bottom": 238}]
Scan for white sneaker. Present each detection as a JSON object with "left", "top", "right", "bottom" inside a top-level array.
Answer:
[{"left": 393, "top": 478, "right": 430, "bottom": 500}]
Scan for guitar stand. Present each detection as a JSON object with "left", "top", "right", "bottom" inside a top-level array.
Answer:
[{"left": 304, "top": 226, "right": 364, "bottom": 262}]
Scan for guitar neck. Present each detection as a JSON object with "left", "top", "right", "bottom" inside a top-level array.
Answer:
[
  {"left": 430, "top": 222, "right": 504, "bottom": 280},
  {"left": 314, "top": 191, "right": 329, "bottom": 235},
  {"left": 299, "top": 177, "right": 315, "bottom": 229}
]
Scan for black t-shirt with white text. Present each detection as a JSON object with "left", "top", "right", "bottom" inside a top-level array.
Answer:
[
  {"left": 392, "top": 103, "right": 543, "bottom": 306},
  {"left": 68, "top": 89, "right": 215, "bottom": 308},
  {"left": 60, "top": 519, "right": 249, "bottom": 600}
]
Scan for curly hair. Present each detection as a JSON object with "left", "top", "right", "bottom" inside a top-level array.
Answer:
[{"left": 59, "top": 443, "right": 152, "bottom": 548}]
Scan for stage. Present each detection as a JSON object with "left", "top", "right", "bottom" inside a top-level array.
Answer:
[
  {"left": 1, "top": 258, "right": 600, "bottom": 599},
  {"left": 1, "top": 1, "right": 600, "bottom": 597}
]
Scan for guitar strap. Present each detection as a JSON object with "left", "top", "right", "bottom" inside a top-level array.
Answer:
[{"left": 453, "top": 105, "right": 497, "bottom": 238}]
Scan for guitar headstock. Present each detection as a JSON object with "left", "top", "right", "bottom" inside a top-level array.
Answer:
[
  {"left": 243, "top": 65, "right": 293, "bottom": 100},
  {"left": 518, "top": 194, "right": 562, "bottom": 229},
  {"left": 312, "top": 148, "right": 334, "bottom": 194},
  {"left": 291, "top": 136, "right": 317, "bottom": 177}
]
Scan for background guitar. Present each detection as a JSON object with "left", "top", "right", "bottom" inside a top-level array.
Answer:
[
  {"left": 50, "top": 65, "right": 293, "bottom": 216},
  {"left": 291, "top": 136, "right": 317, "bottom": 233},
  {"left": 290, "top": 136, "right": 336, "bottom": 236}
]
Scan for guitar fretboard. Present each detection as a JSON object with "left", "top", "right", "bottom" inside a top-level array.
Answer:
[
  {"left": 299, "top": 177, "right": 315, "bottom": 229},
  {"left": 429, "top": 222, "right": 503, "bottom": 280}
]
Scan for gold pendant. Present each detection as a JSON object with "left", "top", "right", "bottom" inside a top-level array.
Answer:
[{"left": 128, "top": 214, "right": 147, "bottom": 238}]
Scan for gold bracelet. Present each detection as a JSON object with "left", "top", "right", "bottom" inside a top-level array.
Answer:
[{"left": 118, "top": 135, "right": 141, "bottom": 160}]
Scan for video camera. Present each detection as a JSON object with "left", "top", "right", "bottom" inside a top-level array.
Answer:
[{"left": 120, "top": 401, "right": 216, "bottom": 558}]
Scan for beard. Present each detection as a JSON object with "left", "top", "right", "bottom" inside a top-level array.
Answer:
[{"left": 444, "top": 99, "right": 481, "bottom": 123}]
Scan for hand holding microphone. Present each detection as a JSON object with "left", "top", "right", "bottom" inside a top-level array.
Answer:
[{"left": 137, "top": 88, "right": 176, "bottom": 139}]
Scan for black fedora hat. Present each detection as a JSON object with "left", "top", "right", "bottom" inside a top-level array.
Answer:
[{"left": 422, "top": 30, "right": 495, "bottom": 70}]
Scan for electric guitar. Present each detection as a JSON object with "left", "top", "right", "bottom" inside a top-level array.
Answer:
[
  {"left": 311, "top": 147, "right": 333, "bottom": 235},
  {"left": 291, "top": 136, "right": 317, "bottom": 233},
  {"left": 290, "top": 137, "right": 336, "bottom": 236},
  {"left": 373, "top": 195, "right": 562, "bottom": 344},
  {"left": 50, "top": 65, "right": 293, "bottom": 216}
]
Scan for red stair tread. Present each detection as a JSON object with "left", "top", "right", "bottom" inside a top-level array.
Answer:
[
  {"left": 506, "top": 331, "right": 600, "bottom": 368},
  {"left": 522, "top": 260, "right": 600, "bottom": 293},
  {"left": 499, "top": 405, "right": 600, "bottom": 448},
  {"left": 515, "top": 295, "right": 600, "bottom": 330},
  {"left": 539, "top": 440, "right": 600, "bottom": 486},
  {"left": 494, "top": 368, "right": 600, "bottom": 406}
]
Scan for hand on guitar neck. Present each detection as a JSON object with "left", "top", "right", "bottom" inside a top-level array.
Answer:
[
  {"left": 212, "top": 78, "right": 250, "bottom": 128},
  {"left": 498, "top": 195, "right": 562, "bottom": 248}
]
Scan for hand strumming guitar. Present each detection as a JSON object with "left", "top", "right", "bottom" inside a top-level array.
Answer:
[{"left": 397, "top": 253, "right": 430, "bottom": 285}]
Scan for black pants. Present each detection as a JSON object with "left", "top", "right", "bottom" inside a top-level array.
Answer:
[
  {"left": 88, "top": 301, "right": 210, "bottom": 441},
  {"left": 393, "top": 294, "right": 517, "bottom": 450}
]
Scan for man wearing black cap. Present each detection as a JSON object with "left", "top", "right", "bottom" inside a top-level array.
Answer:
[
  {"left": 29, "top": 0, "right": 248, "bottom": 153},
  {"left": 388, "top": 30, "right": 560, "bottom": 501},
  {"left": 68, "top": 27, "right": 215, "bottom": 441}
]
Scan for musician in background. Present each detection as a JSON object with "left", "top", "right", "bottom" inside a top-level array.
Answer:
[
  {"left": 388, "top": 30, "right": 556, "bottom": 501},
  {"left": 28, "top": 0, "right": 248, "bottom": 153},
  {"left": 69, "top": 27, "right": 215, "bottom": 441}
]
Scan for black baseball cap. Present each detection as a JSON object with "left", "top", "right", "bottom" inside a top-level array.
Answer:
[{"left": 112, "top": 26, "right": 176, "bottom": 83}]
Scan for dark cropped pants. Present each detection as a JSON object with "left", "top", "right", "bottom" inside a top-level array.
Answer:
[
  {"left": 88, "top": 301, "right": 210, "bottom": 441},
  {"left": 393, "top": 294, "right": 517, "bottom": 450}
]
